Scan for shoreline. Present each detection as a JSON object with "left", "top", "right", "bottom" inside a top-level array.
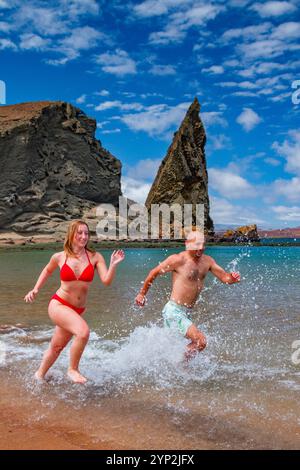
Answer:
[{"left": 0, "top": 235, "right": 299, "bottom": 251}]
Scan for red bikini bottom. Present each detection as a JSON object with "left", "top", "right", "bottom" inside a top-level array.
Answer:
[{"left": 50, "top": 293, "right": 85, "bottom": 315}]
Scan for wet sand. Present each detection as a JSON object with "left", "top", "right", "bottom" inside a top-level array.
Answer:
[
  {"left": 0, "top": 379, "right": 213, "bottom": 450},
  {"left": 0, "top": 374, "right": 299, "bottom": 451},
  {"left": 0, "top": 403, "right": 101, "bottom": 450}
]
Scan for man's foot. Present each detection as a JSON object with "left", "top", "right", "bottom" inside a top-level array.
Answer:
[
  {"left": 184, "top": 349, "right": 198, "bottom": 362},
  {"left": 67, "top": 369, "right": 87, "bottom": 384}
]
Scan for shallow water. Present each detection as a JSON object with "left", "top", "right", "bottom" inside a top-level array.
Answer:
[{"left": 0, "top": 246, "right": 299, "bottom": 448}]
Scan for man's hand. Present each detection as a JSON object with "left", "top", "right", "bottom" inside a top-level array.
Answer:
[
  {"left": 110, "top": 249, "right": 125, "bottom": 266},
  {"left": 24, "top": 288, "right": 39, "bottom": 303},
  {"left": 230, "top": 272, "right": 240, "bottom": 283},
  {"left": 135, "top": 293, "right": 146, "bottom": 307}
]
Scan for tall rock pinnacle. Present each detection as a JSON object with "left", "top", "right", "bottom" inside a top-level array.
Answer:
[{"left": 145, "top": 97, "right": 214, "bottom": 235}]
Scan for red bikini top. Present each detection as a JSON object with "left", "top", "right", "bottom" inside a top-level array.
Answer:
[{"left": 60, "top": 250, "right": 94, "bottom": 283}]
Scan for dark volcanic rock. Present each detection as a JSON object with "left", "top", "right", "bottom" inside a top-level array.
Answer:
[
  {"left": 219, "top": 224, "right": 260, "bottom": 242},
  {"left": 0, "top": 101, "right": 121, "bottom": 233},
  {"left": 145, "top": 97, "right": 214, "bottom": 235}
]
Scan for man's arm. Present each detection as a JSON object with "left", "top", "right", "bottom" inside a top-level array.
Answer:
[
  {"left": 135, "top": 254, "right": 181, "bottom": 306},
  {"left": 209, "top": 257, "right": 240, "bottom": 284}
]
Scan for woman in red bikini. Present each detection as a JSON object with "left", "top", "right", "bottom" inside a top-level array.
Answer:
[{"left": 24, "top": 219, "right": 125, "bottom": 384}]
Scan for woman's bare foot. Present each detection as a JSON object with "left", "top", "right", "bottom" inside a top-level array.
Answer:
[
  {"left": 34, "top": 371, "right": 46, "bottom": 382},
  {"left": 67, "top": 369, "right": 87, "bottom": 384}
]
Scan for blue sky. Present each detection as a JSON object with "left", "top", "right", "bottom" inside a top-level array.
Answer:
[{"left": 0, "top": 0, "right": 299, "bottom": 228}]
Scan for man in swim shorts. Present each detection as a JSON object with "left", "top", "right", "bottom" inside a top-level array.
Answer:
[{"left": 135, "top": 227, "right": 240, "bottom": 360}]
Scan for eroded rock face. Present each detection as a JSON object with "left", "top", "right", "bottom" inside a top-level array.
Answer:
[
  {"left": 145, "top": 97, "right": 214, "bottom": 235},
  {"left": 220, "top": 224, "right": 260, "bottom": 242},
  {"left": 0, "top": 101, "right": 121, "bottom": 234}
]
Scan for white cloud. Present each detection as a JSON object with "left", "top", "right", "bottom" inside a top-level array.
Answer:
[
  {"left": 270, "top": 91, "right": 291, "bottom": 102},
  {"left": 272, "top": 205, "right": 300, "bottom": 222},
  {"left": 76, "top": 94, "right": 86, "bottom": 104},
  {"left": 217, "top": 73, "right": 293, "bottom": 100},
  {"left": 121, "top": 176, "right": 152, "bottom": 204},
  {"left": 210, "top": 134, "right": 231, "bottom": 150},
  {"left": 60, "top": 0, "right": 100, "bottom": 18},
  {"left": 264, "top": 157, "right": 281, "bottom": 166},
  {"left": 235, "top": 61, "right": 293, "bottom": 79},
  {"left": 95, "top": 49, "right": 137, "bottom": 76},
  {"left": 125, "top": 159, "right": 161, "bottom": 180},
  {"left": 272, "top": 21, "right": 300, "bottom": 39},
  {"left": 60, "top": 26, "right": 103, "bottom": 51},
  {"left": 238, "top": 38, "right": 285, "bottom": 60},
  {"left": 133, "top": 0, "right": 186, "bottom": 18},
  {"left": 148, "top": 2, "right": 223, "bottom": 45},
  {"left": 201, "top": 112, "right": 228, "bottom": 127},
  {"left": 219, "top": 80, "right": 257, "bottom": 89},
  {"left": 95, "top": 100, "right": 144, "bottom": 112},
  {"left": 14, "top": 5, "right": 68, "bottom": 36},
  {"left": 172, "top": 4, "right": 222, "bottom": 29},
  {"left": 0, "top": 38, "right": 17, "bottom": 50},
  {"left": 102, "top": 129, "right": 121, "bottom": 134},
  {"left": 202, "top": 65, "right": 224, "bottom": 74},
  {"left": 0, "top": 0, "right": 12, "bottom": 8},
  {"left": 14, "top": 1, "right": 100, "bottom": 38},
  {"left": 45, "top": 26, "right": 104, "bottom": 64},
  {"left": 96, "top": 121, "right": 109, "bottom": 129},
  {"left": 0, "top": 21, "right": 12, "bottom": 32},
  {"left": 149, "top": 64, "right": 176, "bottom": 75},
  {"left": 210, "top": 196, "right": 265, "bottom": 225},
  {"left": 208, "top": 168, "right": 254, "bottom": 199},
  {"left": 250, "top": 2, "right": 297, "bottom": 17},
  {"left": 273, "top": 176, "right": 300, "bottom": 202},
  {"left": 221, "top": 21, "right": 300, "bottom": 62},
  {"left": 95, "top": 100, "right": 121, "bottom": 111},
  {"left": 19, "top": 33, "right": 49, "bottom": 50},
  {"left": 149, "top": 25, "right": 186, "bottom": 45},
  {"left": 95, "top": 89, "right": 110, "bottom": 96},
  {"left": 120, "top": 101, "right": 191, "bottom": 137},
  {"left": 232, "top": 91, "right": 258, "bottom": 97},
  {"left": 236, "top": 108, "right": 262, "bottom": 132},
  {"left": 221, "top": 22, "right": 272, "bottom": 42},
  {"left": 46, "top": 49, "right": 79, "bottom": 66},
  {"left": 250, "top": 1, "right": 297, "bottom": 18},
  {"left": 272, "top": 130, "right": 300, "bottom": 175}
]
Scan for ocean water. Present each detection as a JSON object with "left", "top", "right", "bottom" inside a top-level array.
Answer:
[{"left": 0, "top": 245, "right": 299, "bottom": 449}]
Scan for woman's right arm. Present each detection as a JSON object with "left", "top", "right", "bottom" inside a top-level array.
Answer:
[{"left": 24, "top": 253, "right": 60, "bottom": 303}]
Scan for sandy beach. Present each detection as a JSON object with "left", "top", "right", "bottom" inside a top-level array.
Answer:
[
  {"left": 0, "top": 377, "right": 215, "bottom": 450},
  {"left": 0, "top": 369, "right": 299, "bottom": 451}
]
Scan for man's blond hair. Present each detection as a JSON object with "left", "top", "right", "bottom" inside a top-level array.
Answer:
[{"left": 184, "top": 225, "right": 205, "bottom": 240}]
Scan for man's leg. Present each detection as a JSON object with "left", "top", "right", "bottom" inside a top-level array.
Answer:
[{"left": 185, "top": 324, "right": 207, "bottom": 361}]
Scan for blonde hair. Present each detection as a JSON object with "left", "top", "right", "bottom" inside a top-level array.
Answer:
[
  {"left": 63, "top": 220, "right": 95, "bottom": 257},
  {"left": 183, "top": 225, "right": 205, "bottom": 240}
]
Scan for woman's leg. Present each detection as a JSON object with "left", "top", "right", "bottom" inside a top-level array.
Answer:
[
  {"left": 45, "top": 300, "right": 90, "bottom": 383},
  {"left": 35, "top": 326, "right": 72, "bottom": 380}
]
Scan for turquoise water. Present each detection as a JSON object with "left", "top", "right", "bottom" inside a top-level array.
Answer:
[
  {"left": 0, "top": 245, "right": 299, "bottom": 448},
  {"left": 260, "top": 237, "right": 300, "bottom": 244}
]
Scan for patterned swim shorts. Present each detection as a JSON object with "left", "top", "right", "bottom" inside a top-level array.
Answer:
[{"left": 162, "top": 300, "right": 193, "bottom": 336}]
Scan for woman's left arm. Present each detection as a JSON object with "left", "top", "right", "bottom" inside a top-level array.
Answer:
[{"left": 95, "top": 250, "right": 125, "bottom": 286}]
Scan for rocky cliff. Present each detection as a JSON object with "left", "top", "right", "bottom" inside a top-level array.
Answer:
[
  {"left": 145, "top": 97, "right": 214, "bottom": 235},
  {"left": 0, "top": 101, "right": 121, "bottom": 234},
  {"left": 219, "top": 224, "right": 260, "bottom": 242}
]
